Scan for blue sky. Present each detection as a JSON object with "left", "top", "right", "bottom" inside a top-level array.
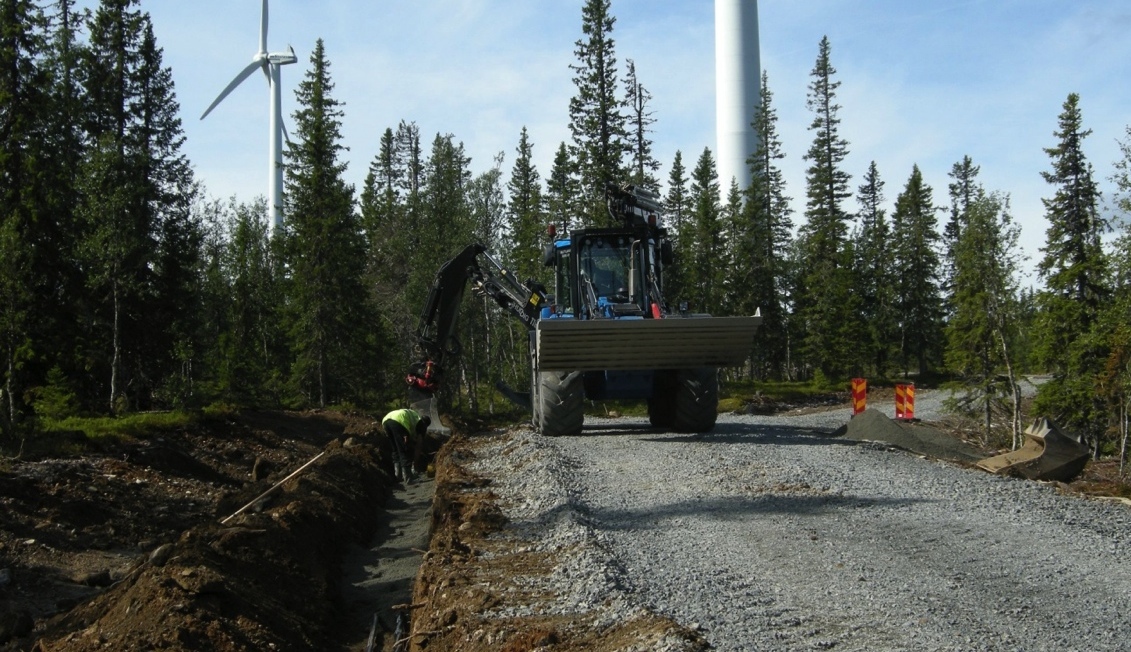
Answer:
[{"left": 116, "top": 1, "right": 1131, "bottom": 283}]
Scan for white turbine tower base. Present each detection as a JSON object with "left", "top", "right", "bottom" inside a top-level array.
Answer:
[
  {"left": 715, "top": 0, "right": 761, "bottom": 192},
  {"left": 201, "top": 0, "right": 297, "bottom": 233}
]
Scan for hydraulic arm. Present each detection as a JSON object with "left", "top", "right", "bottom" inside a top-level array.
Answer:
[{"left": 407, "top": 244, "right": 546, "bottom": 393}]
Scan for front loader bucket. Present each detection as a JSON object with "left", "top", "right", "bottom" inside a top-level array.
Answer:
[
  {"left": 976, "top": 417, "right": 1089, "bottom": 482},
  {"left": 535, "top": 314, "right": 761, "bottom": 371}
]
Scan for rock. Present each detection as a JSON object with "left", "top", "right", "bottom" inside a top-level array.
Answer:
[
  {"left": 252, "top": 456, "right": 273, "bottom": 481},
  {"left": 76, "top": 570, "right": 113, "bottom": 587},
  {"left": 149, "top": 543, "right": 174, "bottom": 567}
]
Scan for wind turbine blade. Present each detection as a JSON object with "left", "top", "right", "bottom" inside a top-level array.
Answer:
[
  {"left": 259, "top": 0, "right": 268, "bottom": 56},
  {"left": 200, "top": 59, "right": 263, "bottom": 120},
  {"left": 281, "top": 120, "right": 292, "bottom": 146}
]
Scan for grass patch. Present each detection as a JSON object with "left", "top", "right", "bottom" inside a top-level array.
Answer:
[{"left": 43, "top": 411, "right": 198, "bottom": 441}]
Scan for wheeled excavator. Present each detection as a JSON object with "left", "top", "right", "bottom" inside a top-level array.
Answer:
[{"left": 407, "top": 183, "right": 762, "bottom": 436}]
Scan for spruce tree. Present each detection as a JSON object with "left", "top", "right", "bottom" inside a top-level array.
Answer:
[
  {"left": 395, "top": 120, "right": 422, "bottom": 196},
  {"left": 852, "top": 161, "right": 895, "bottom": 376},
  {"left": 891, "top": 165, "right": 944, "bottom": 375},
  {"left": 720, "top": 179, "right": 744, "bottom": 316},
  {"left": 360, "top": 126, "right": 414, "bottom": 386},
  {"left": 216, "top": 198, "right": 283, "bottom": 403},
  {"left": 78, "top": 1, "right": 196, "bottom": 412},
  {"left": 664, "top": 150, "right": 691, "bottom": 238},
  {"left": 623, "top": 58, "right": 660, "bottom": 192},
  {"left": 944, "top": 158, "right": 981, "bottom": 272},
  {"left": 687, "top": 148, "right": 723, "bottom": 314},
  {"left": 468, "top": 153, "right": 505, "bottom": 249},
  {"left": 1035, "top": 93, "right": 1107, "bottom": 350},
  {"left": 662, "top": 150, "right": 691, "bottom": 303},
  {"left": 499, "top": 128, "right": 547, "bottom": 393},
  {"left": 568, "top": 0, "right": 627, "bottom": 226},
  {"left": 394, "top": 120, "right": 423, "bottom": 242},
  {"left": 80, "top": 0, "right": 145, "bottom": 412},
  {"left": 135, "top": 21, "right": 201, "bottom": 407},
  {"left": 421, "top": 133, "right": 473, "bottom": 264},
  {"left": 1032, "top": 93, "right": 1109, "bottom": 447},
  {"left": 506, "top": 127, "right": 546, "bottom": 285},
  {"left": 739, "top": 71, "right": 793, "bottom": 379},
  {"left": 39, "top": 0, "right": 88, "bottom": 386},
  {"left": 283, "top": 39, "right": 377, "bottom": 407},
  {"left": 360, "top": 126, "right": 401, "bottom": 264},
  {"left": 546, "top": 141, "right": 579, "bottom": 235},
  {"left": 801, "top": 36, "right": 852, "bottom": 256},
  {"left": 0, "top": 0, "right": 50, "bottom": 428},
  {"left": 797, "top": 36, "right": 855, "bottom": 379}
]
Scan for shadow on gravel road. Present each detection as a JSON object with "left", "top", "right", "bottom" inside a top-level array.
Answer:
[
  {"left": 635, "top": 424, "right": 854, "bottom": 447},
  {"left": 585, "top": 493, "right": 936, "bottom": 530},
  {"left": 582, "top": 421, "right": 848, "bottom": 446}
]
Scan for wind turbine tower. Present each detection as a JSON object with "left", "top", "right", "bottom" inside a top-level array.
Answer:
[
  {"left": 714, "top": 0, "right": 761, "bottom": 191},
  {"left": 201, "top": 0, "right": 297, "bottom": 232}
]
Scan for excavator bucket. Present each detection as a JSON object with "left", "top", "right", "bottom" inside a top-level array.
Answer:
[
  {"left": 408, "top": 388, "right": 451, "bottom": 437},
  {"left": 976, "top": 417, "right": 1090, "bottom": 482},
  {"left": 535, "top": 314, "right": 762, "bottom": 371}
]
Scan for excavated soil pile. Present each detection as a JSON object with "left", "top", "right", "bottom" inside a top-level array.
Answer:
[
  {"left": 0, "top": 410, "right": 400, "bottom": 651},
  {"left": 835, "top": 407, "right": 985, "bottom": 463}
]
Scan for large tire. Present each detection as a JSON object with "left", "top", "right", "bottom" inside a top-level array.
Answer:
[
  {"left": 648, "top": 370, "right": 677, "bottom": 428},
  {"left": 672, "top": 367, "right": 719, "bottom": 433},
  {"left": 536, "top": 370, "right": 585, "bottom": 436}
]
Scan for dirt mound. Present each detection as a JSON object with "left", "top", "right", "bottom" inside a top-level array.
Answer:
[
  {"left": 835, "top": 408, "right": 985, "bottom": 463},
  {"left": 34, "top": 441, "right": 388, "bottom": 651},
  {"left": 0, "top": 409, "right": 403, "bottom": 651}
]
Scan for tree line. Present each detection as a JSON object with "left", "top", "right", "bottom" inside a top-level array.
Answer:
[{"left": 2, "top": 0, "right": 1129, "bottom": 466}]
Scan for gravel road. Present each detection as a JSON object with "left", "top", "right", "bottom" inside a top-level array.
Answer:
[{"left": 469, "top": 388, "right": 1131, "bottom": 651}]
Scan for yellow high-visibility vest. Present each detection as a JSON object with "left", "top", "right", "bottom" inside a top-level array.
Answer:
[{"left": 383, "top": 408, "right": 421, "bottom": 433}]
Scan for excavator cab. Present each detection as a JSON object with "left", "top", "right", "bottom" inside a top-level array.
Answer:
[{"left": 547, "top": 232, "right": 649, "bottom": 320}]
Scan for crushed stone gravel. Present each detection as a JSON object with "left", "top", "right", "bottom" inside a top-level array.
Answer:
[{"left": 468, "top": 388, "right": 1131, "bottom": 651}]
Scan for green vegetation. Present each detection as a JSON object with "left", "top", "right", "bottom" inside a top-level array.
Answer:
[{"left": 43, "top": 411, "right": 194, "bottom": 440}]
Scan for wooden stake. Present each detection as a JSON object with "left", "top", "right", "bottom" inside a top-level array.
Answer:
[{"left": 221, "top": 451, "right": 326, "bottom": 525}]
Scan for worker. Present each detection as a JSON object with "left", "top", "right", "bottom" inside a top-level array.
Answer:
[{"left": 382, "top": 408, "right": 430, "bottom": 484}]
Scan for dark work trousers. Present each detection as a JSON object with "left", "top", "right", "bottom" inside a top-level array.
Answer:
[{"left": 383, "top": 419, "right": 414, "bottom": 482}]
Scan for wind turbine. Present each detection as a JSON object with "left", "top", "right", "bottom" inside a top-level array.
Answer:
[
  {"left": 714, "top": 0, "right": 761, "bottom": 191},
  {"left": 201, "top": 0, "right": 297, "bottom": 233}
]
